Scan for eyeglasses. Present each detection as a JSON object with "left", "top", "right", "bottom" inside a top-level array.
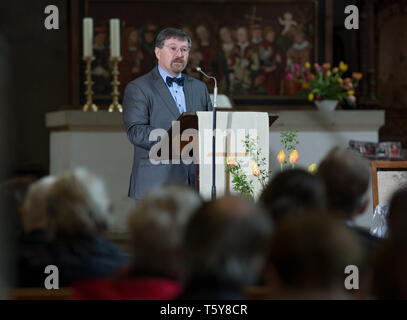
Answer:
[{"left": 164, "top": 45, "right": 190, "bottom": 55}]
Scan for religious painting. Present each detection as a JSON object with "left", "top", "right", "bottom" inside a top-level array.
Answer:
[{"left": 80, "top": 0, "right": 325, "bottom": 106}]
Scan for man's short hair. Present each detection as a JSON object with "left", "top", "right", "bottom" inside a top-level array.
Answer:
[
  {"left": 260, "top": 168, "right": 326, "bottom": 222},
  {"left": 317, "top": 147, "right": 370, "bottom": 219},
  {"left": 183, "top": 196, "right": 273, "bottom": 287},
  {"left": 155, "top": 27, "right": 192, "bottom": 49}
]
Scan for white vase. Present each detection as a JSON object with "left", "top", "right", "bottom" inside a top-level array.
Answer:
[{"left": 314, "top": 100, "right": 338, "bottom": 111}]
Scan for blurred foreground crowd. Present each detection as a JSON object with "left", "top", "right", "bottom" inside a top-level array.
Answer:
[{"left": 1, "top": 146, "right": 406, "bottom": 300}]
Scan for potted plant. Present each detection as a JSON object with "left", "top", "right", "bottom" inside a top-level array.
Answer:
[{"left": 287, "top": 61, "right": 363, "bottom": 111}]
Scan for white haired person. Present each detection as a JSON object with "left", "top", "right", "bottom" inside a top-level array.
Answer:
[
  {"left": 73, "top": 184, "right": 202, "bottom": 299},
  {"left": 47, "top": 168, "right": 129, "bottom": 287}
]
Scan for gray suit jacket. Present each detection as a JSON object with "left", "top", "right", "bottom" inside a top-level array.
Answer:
[{"left": 123, "top": 66, "right": 212, "bottom": 200}]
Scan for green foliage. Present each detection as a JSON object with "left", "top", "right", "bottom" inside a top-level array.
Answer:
[
  {"left": 225, "top": 160, "right": 254, "bottom": 200},
  {"left": 280, "top": 130, "right": 299, "bottom": 154},
  {"left": 279, "top": 130, "right": 299, "bottom": 170},
  {"left": 225, "top": 134, "right": 271, "bottom": 199}
]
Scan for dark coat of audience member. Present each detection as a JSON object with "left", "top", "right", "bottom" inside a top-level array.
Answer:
[
  {"left": 73, "top": 184, "right": 202, "bottom": 299},
  {"left": 260, "top": 168, "right": 326, "bottom": 223},
  {"left": 178, "top": 196, "right": 273, "bottom": 300},
  {"left": 372, "top": 187, "right": 407, "bottom": 299},
  {"left": 386, "top": 186, "right": 407, "bottom": 239},
  {"left": 266, "top": 212, "right": 364, "bottom": 299},
  {"left": 16, "top": 176, "right": 56, "bottom": 287}
]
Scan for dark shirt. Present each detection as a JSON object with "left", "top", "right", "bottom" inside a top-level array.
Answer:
[
  {"left": 17, "top": 231, "right": 130, "bottom": 288},
  {"left": 52, "top": 234, "right": 130, "bottom": 287},
  {"left": 17, "top": 229, "right": 55, "bottom": 287}
]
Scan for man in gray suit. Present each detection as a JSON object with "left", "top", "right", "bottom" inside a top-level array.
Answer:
[{"left": 123, "top": 28, "right": 212, "bottom": 200}]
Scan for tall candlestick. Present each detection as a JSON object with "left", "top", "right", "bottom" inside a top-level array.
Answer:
[
  {"left": 110, "top": 19, "right": 120, "bottom": 57},
  {"left": 82, "top": 57, "right": 98, "bottom": 112},
  {"left": 83, "top": 18, "right": 93, "bottom": 57},
  {"left": 108, "top": 56, "right": 123, "bottom": 112}
]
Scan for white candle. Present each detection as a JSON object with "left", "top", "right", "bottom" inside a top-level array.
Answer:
[
  {"left": 83, "top": 18, "right": 93, "bottom": 57},
  {"left": 110, "top": 19, "right": 120, "bottom": 57}
]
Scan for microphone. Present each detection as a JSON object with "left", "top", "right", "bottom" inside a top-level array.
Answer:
[
  {"left": 196, "top": 67, "right": 217, "bottom": 109},
  {"left": 196, "top": 66, "right": 217, "bottom": 200}
]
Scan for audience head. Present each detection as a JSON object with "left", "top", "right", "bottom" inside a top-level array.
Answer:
[
  {"left": 387, "top": 186, "right": 407, "bottom": 239},
  {"left": 317, "top": 147, "right": 370, "bottom": 220},
  {"left": 260, "top": 168, "right": 326, "bottom": 223},
  {"left": 373, "top": 237, "right": 407, "bottom": 299},
  {"left": 373, "top": 186, "right": 407, "bottom": 299},
  {"left": 22, "top": 175, "right": 56, "bottom": 233},
  {"left": 47, "top": 168, "right": 111, "bottom": 237},
  {"left": 128, "top": 184, "right": 202, "bottom": 279},
  {"left": 267, "top": 212, "right": 363, "bottom": 299},
  {"left": 183, "top": 195, "right": 273, "bottom": 288}
]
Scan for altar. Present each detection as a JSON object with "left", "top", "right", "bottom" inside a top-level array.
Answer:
[{"left": 46, "top": 109, "right": 385, "bottom": 232}]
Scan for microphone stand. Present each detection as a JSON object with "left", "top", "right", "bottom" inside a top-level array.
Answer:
[
  {"left": 196, "top": 67, "right": 217, "bottom": 200},
  {"left": 211, "top": 82, "right": 217, "bottom": 200}
]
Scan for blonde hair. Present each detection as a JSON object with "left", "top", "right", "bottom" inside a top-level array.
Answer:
[{"left": 47, "top": 168, "right": 111, "bottom": 236}]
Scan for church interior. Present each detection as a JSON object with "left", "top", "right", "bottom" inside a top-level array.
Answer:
[{"left": 1, "top": 0, "right": 407, "bottom": 302}]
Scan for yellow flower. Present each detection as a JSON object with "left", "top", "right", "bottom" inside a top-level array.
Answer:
[
  {"left": 305, "top": 62, "right": 311, "bottom": 69},
  {"left": 337, "top": 78, "right": 344, "bottom": 84},
  {"left": 251, "top": 162, "right": 260, "bottom": 177},
  {"left": 289, "top": 149, "right": 299, "bottom": 165},
  {"left": 326, "top": 71, "right": 332, "bottom": 77},
  {"left": 339, "top": 61, "right": 348, "bottom": 72},
  {"left": 333, "top": 67, "right": 339, "bottom": 74},
  {"left": 308, "top": 93, "right": 314, "bottom": 101},
  {"left": 348, "top": 90, "right": 355, "bottom": 95},
  {"left": 308, "top": 163, "right": 317, "bottom": 174},
  {"left": 277, "top": 150, "right": 286, "bottom": 164}
]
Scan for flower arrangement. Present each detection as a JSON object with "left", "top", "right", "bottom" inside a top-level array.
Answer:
[
  {"left": 225, "top": 135, "right": 271, "bottom": 200},
  {"left": 225, "top": 131, "right": 317, "bottom": 199},
  {"left": 286, "top": 61, "right": 363, "bottom": 107}
]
